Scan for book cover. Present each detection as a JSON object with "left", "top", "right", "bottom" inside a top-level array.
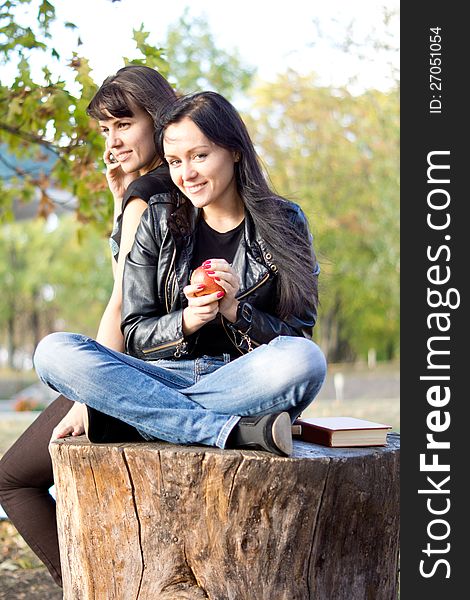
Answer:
[{"left": 292, "top": 417, "right": 392, "bottom": 447}]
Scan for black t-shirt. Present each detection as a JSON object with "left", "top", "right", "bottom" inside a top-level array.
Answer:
[
  {"left": 191, "top": 216, "right": 244, "bottom": 268},
  {"left": 190, "top": 217, "right": 245, "bottom": 358},
  {"left": 109, "top": 164, "right": 172, "bottom": 261}
]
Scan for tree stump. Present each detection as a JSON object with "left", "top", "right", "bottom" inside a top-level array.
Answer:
[{"left": 50, "top": 433, "right": 400, "bottom": 600}]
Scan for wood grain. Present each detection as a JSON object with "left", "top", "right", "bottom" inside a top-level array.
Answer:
[{"left": 50, "top": 434, "right": 400, "bottom": 599}]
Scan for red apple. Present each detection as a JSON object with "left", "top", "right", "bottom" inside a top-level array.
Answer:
[{"left": 190, "top": 266, "right": 224, "bottom": 297}]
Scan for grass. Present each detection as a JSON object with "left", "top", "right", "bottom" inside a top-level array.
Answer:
[
  {"left": 0, "top": 414, "right": 39, "bottom": 456},
  {"left": 0, "top": 370, "right": 38, "bottom": 400}
]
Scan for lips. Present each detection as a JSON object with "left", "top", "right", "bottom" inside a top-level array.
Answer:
[
  {"left": 184, "top": 182, "right": 207, "bottom": 194},
  {"left": 115, "top": 150, "right": 132, "bottom": 162}
]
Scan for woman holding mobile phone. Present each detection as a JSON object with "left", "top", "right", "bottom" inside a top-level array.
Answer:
[{"left": 0, "top": 65, "right": 176, "bottom": 587}]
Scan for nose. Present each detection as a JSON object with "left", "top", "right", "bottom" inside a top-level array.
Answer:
[
  {"left": 182, "top": 161, "right": 197, "bottom": 182},
  {"left": 107, "top": 128, "right": 122, "bottom": 150}
]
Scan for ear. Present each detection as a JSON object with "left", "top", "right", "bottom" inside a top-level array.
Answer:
[{"left": 233, "top": 151, "right": 241, "bottom": 162}]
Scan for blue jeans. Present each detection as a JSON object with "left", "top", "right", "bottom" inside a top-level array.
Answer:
[{"left": 33, "top": 333, "right": 326, "bottom": 449}]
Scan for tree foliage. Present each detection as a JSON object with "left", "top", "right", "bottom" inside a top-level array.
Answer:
[
  {"left": 0, "top": 215, "right": 112, "bottom": 367},
  {"left": 0, "top": 0, "right": 171, "bottom": 230},
  {"left": 164, "top": 7, "right": 255, "bottom": 98},
  {"left": 245, "top": 71, "right": 399, "bottom": 361}
]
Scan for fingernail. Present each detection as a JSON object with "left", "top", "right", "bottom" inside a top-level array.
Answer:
[
  {"left": 206, "top": 270, "right": 215, "bottom": 275},
  {"left": 202, "top": 260, "right": 211, "bottom": 266},
  {"left": 197, "top": 284, "right": 205, "bottom": 290},
  {"left": 214, "top": 277, "right": 221, "bottom": 281},
  {"left": 216, "top": 291, "right": 225, "bottom": 298}
]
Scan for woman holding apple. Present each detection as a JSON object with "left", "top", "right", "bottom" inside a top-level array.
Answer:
[{"left": 33, "top": 92, "right": 327, "bottom": 458}]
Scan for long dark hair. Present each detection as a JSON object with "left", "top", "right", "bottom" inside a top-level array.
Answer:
[
  {"left": 155, "top": 91, "right": 318, "bottom": 319},
  {"left": 87, "top": 65, "right": 176, "bottom": 121}
]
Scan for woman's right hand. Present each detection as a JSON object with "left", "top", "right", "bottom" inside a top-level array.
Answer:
[
  {"left": 50, "top": 402, "right": 87, "bottom": 442},
  {"left": 182, "top": 283, "right": 225, "bottom": 336},
  {"left": 103, "top": 148, "right": 139, "bottom": 202}
]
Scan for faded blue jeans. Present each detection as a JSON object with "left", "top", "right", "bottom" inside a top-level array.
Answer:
[{"left": 33, "top": 333, "right": 326, "bottom": 449}]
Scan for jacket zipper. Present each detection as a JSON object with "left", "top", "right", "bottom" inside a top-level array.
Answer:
[
  {"left": 165, "top": 248, "right": 177, "bottom": 313},
  {"left": 222, "top": 319, "right": 261, "bottom": 355},
  {"left": 142, "top": 337, "right": 187, "bottom": 357},
  {"left": 222, "top": 319, "right": 244, "bottom": 355},
  {"left": 236, "top": 272, "right": 270, "bottom": 300},
  {"left": 144, "top": 248, "right": 182, "bottom": 357},
  {"left": 222, "top": 272, "right": 270, "bottom": 353}
]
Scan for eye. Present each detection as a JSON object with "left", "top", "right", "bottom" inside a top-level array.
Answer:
[
  {"left": 118, "top": 122, "right": 131, "bottom": 130},
  {"left": 167, "top": 159, "right": 181, "bottom": 167},
  {"left": 100, "top": 127, "right": 109, "bottom": 137},
  {"left": 193, "top": 153, "right": 207, "bottom": 161}
]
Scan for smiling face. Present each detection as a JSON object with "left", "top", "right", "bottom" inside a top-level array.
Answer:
[
  {"left": 98, "top": 103, "right": 157, "bottom": 175},
  {"left": 163, "top": 117, "right": 241, "bottom": 213}
]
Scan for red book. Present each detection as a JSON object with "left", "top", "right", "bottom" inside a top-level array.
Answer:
[{"left": 292, "top": 417, "right": 392, "bottom": 447}]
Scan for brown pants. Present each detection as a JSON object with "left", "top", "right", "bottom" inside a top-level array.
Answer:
[{"left": 0, "top": 395, "right": 73, "bottom": 586}]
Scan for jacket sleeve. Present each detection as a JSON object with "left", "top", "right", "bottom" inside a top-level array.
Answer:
[
  {"left": 226, "top": 206, "right": 319, "bottom": 350},
  {"left": 121, "top": 208, "right": 187, "bottom": 360}
]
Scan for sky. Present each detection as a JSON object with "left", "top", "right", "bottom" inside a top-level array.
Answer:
[{"left": 2, "top": 0, "right": 399, "bottom": 92}]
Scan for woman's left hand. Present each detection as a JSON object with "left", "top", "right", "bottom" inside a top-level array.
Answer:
[
  {"left": 50, "top": 402, "right": 87, "bottom": 442},
  {"left": 103, "top": 147, "right": 139, "bottom": 203},
  {"left": 203, "top": 259, "right": 240, "bottom": 322}
]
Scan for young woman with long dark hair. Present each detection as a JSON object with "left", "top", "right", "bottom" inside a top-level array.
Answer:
[
  {"left": 0, "top": 65, "right": 176, "bottom": 586},
  {"left": 33, "top": 91, "right": 326, "bottom": 460}
]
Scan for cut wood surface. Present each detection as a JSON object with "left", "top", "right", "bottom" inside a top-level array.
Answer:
[{"left": 50, "top": 433, "right": 400, "bottom": 600}]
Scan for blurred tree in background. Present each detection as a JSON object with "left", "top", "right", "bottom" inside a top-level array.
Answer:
[
  {"left": 0, "top": 0, "right": 399, "bottom": 365},
  {"left": 0, "top": 216, "right": 111, "bottom": 368},
  {"left": 163, "top": 7, "right": 255, "bottom": 97},
  {"left": 246, "top": 73, "right": 399, "bottom": 361}
]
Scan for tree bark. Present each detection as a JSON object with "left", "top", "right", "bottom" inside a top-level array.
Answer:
[{"left": 50, "top": 434, "right": 400, "bottom": 600}]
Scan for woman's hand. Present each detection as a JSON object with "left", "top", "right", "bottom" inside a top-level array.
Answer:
[
  {"left": 202, "top": 259, "right": 240, "bottom": 322},
  {"left": 50, "top": 402, "right": 87, "bottom": 443},
  {"left": 182, "top": 283, "right": 225, "bottom": 336},
  {"left": 103, "top": 148, "right": 139, "bottom": 203}
]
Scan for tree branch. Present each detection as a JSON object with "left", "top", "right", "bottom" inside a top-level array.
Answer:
[{"left": 0, "top": 122, "right": 63, "bottom": 159}]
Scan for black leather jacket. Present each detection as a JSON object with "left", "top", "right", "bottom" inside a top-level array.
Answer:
[{"left": 121, "top": 193, "right": 318, "bottom": 360}]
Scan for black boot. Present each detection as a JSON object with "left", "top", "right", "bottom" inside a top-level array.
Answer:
[
  {"left": 229, "top": 412, "right": 293, "bottom": 457},
  {"left": 85, "top": 406, "right": 146, "bottom": 443}
]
